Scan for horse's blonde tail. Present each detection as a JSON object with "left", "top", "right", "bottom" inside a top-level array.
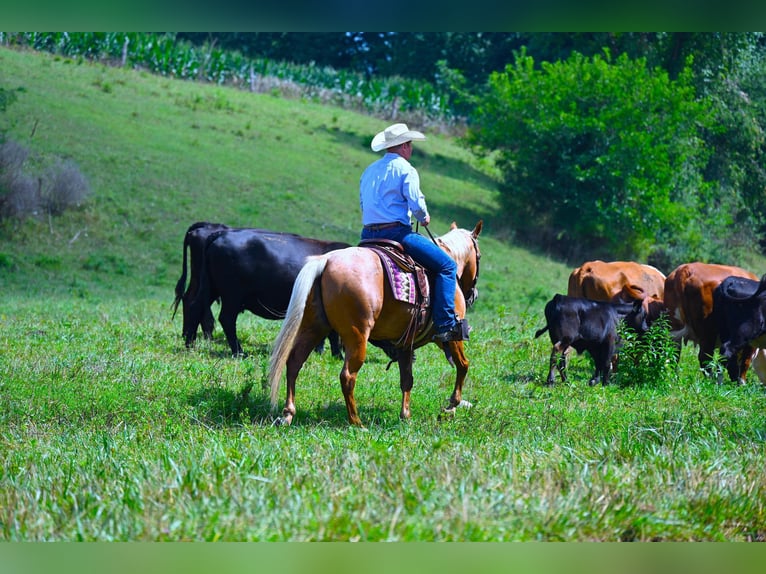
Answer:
[{"left": 269, "top": 255, "right": 329, "bottom": 409}]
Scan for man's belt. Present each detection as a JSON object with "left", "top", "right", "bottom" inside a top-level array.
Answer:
[{"left": 364, "top": 222, "right": 407, "bottom": 231}]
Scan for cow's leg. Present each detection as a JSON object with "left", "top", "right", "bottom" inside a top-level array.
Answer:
[
  {"left": 588, "top": 342, "right": 612, "bottom": 387},
  {"left": 443, "top": 340, "right": 471, "bottom": 414},
  {"left": 549, "top": 342, "right": 567, "bottom": 385},
  {"left": 182, "top": 296, "right": 199, "bottom": 348},
  {"left": 600, "top": 338, "right": 617, "bottom": 386},
  {"left": 397, "top": 348, "right": 415, "bottom": 420},
  {"left": 328, "top": 331, "right": 344, "bottom": 359},
  {"left": 556, "top": 349, "right": 568, "bottom": 383},
  {"left": 339, "top": 332, "right": 367, "bottom": 427},
  {"left": 736, "top": 345, "right": 754, "bottom": 385},
  {"left": 587, "top": 347, "right": 602, "bottom": 386},
  {"left": 698, "top": 331, "right": 719, "bottom": 375},
  {"left": 751, "top": 349, "right": 766, "bottom": 385},
  {"left": 201, "top": 306, "right": 216, "bottom": 339},
  {"left": 722, "top": 343, "right": 754, "bottom": 385},
  {"left": 218, "top": 302, "right": 243, "bottom": 356}
]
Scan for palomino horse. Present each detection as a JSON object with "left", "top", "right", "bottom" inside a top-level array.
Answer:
[{"left": 268, "top": 221, "right": 483, "bottom": 426}]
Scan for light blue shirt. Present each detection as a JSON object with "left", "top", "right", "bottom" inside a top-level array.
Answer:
[{"left": 359, "top": 152, "right": 429, "bottom": 226}]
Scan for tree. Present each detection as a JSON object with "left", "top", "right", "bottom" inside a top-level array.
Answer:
[{"left": 464, "top": 49, "right": 738, "bottom": 267}]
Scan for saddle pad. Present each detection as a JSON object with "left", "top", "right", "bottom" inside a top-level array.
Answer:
[{"left": 378, "top": 251, "right": 418, "bottom": 305}]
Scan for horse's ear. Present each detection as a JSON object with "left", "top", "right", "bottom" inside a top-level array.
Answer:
[
  {"left": 472, "top": 220, "right": 483, "bottom": 238},
  {"left": 450, "top": 221, "right": 457, "bottom": 230}
]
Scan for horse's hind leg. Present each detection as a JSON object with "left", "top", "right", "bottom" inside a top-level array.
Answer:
[
  {"left": 281, "top": 332, "right": 324, "bottom": 425},
  {"left": 339, "top": 333, "right": 367, "bottom": 427}
]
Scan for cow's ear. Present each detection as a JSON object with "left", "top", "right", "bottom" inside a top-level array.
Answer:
[{"left": 450, "top": 221, "right": 458, "bottom": 230}]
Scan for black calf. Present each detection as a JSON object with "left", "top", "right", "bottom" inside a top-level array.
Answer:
[{"left": 535, "top": 294, "right": 646, "bottom": 386}]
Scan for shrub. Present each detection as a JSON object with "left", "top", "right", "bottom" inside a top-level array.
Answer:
[
  {"left": 613, "top": 315, "right": 679, "bottom": 388},
  {"left": 464, "top": 49, "right": 734, "bottom": 265},
  {"left": 40, "top": 159, "right": 90, "bottom": 215},
  {"left": 0, "top": 140, "right": 89, "bottom": 220},
  {"left": 0, "top": 140, "right": 37, "bottom": 218}
]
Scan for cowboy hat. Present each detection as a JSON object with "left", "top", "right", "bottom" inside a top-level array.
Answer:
[{"left": 370, "top": 123, "right": 426, "bottom": 152}]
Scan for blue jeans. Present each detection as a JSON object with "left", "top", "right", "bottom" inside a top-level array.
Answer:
[{"left": 361, "top": 223, "right": 458, "bottom": 331}]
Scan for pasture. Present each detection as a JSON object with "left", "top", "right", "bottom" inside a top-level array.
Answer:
[{"left": 1, "top": 47, "right": 765, "bottom": 542}]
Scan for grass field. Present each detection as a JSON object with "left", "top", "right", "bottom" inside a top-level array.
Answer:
[{"left": 1, "top": 46, "right": 765, "bottom": 542}]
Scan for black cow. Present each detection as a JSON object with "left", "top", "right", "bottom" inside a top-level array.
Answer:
[
  {"left": 187, "top": 227, "right": 350, "bottom": 356},
  {"left": 534, "top": 294, "right": 646, "bottom": 386},
  {"left": 172, "top": 221, "right": 231, "bottom": 342},
  {"left": 713, "top": 274, "right": 766, "bottom": 384}
]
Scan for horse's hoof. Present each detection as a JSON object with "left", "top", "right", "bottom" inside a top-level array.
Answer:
[
  {"left": 272, "top": 415, "right": 292, "bottom": 427},
  {"left": 458, "top": 399, "right": 473, "bottom": 409}
]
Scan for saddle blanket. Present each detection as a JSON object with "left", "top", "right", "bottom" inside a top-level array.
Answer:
[{"left": 379, "top": 251, "right": 419, "bottom": 305}]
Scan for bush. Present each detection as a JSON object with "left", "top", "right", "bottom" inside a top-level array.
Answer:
[
  {"left": 463, "top": 49, "right": 738, "bottom": 265},
  {"left": 40, "top": 159, "right": 90, "bottom": 215},
  {"left": 0, "top": 140, "right": 89, "bottom": 220},
  {"left": 613, "top": 315, "right": 679, "bottom": 388}
]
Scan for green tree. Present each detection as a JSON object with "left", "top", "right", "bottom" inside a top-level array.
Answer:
[{"left": 465, "top": 50, "right": 730, "bottom": 267}]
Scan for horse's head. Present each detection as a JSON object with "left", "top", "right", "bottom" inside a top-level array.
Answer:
[{"left": 438, "top": 220, "right": 483, "bottom": 308}]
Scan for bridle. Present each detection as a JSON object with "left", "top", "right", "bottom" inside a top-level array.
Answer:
[
  {"left": 421, "top": 223, "right": 480, "bottom": 308},
  {"left": 464, "top": 233, "right": 480, "bottom": 308}
]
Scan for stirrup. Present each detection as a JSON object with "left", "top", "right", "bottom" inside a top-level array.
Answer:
[{"left": 433, "top": 319, "right": 470, "bottom": 342}]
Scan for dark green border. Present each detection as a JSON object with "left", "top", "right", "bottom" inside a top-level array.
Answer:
[{"left": 5, "top": 0, "right": 766, "bottom": 31}]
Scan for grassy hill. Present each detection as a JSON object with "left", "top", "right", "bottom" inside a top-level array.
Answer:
[
  {"left": 0, "top": 46, "right": 569, "bottom": 317},
  {"left": 1, "top": 47, "right": 765, "bottom": 543}
]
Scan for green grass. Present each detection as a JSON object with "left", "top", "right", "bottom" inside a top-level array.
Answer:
[{"left": 1, "top": 47, "right": 765, "bottom": 541}]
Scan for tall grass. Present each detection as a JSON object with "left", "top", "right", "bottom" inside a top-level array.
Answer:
[{"left": 0, "top": 47, "right": 765, "bottom": 541}]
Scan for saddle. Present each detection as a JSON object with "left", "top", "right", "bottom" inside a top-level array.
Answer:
[{"left": 359, "top": 238, "right": 432, "bottom": 349}]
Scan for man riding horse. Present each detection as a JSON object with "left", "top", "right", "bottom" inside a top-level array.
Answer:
[
  {"left": 267, "top": 122, "right": 482, "bottom": 426},
  {"left": 359, "top": 122, "right": 467, "bottom": 343}
]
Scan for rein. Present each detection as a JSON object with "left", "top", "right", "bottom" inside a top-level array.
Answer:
[
  {"left": 465, "top": 233, "right": 481, "bottom": 307},
  {"left": 416, "top": 221, "right": 481, "bottom": 308}
]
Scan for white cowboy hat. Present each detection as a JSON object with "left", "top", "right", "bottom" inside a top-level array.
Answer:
[{"left": 370, "top": 123, "right": 426, "bottom": 152}]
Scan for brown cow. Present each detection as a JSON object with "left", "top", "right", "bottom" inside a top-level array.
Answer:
[
  {"left": 567, "top": 259, "right": 667, "bottom": 336},
  {"left": 568, "top": 260, "right": 666, "bottom": 303},
  {"left": 664, "top": 262, "right": 759, "bottom": 377}
]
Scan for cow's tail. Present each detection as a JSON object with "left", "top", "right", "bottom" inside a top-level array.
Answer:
[
  {"left": 668, "top": 307, "right": 692, "bottom": 343},
  {"left": 184, "top": 231, "right": 220, "bottom": 344},
  {"left": 534, "top": 325, "right": 548, "bottom": 338},
  {"left": 269, "top": 255, "right": 330, "bottom": 408},
  {"left": 172, "top": 230, "right": 192, "bottom": 319}
]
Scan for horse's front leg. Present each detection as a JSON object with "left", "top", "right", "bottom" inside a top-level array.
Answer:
[
  {"left": 397, "top": 348, "right": 415, "bottom": 420},
  {"left": 443, "top": 340, "right": 471, "bottom": 414}
]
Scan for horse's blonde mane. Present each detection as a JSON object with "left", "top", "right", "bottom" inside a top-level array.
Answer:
[{"left": 437, "top": 227, "right": 472, "bottom": 261}]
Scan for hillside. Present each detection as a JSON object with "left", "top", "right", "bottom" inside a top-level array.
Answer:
[
  {"left": 0, "top": 46, "right": 570, "bottom": 320},
  {"left": 2, "top": 47, "right": 765, "bottom": 543}
]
